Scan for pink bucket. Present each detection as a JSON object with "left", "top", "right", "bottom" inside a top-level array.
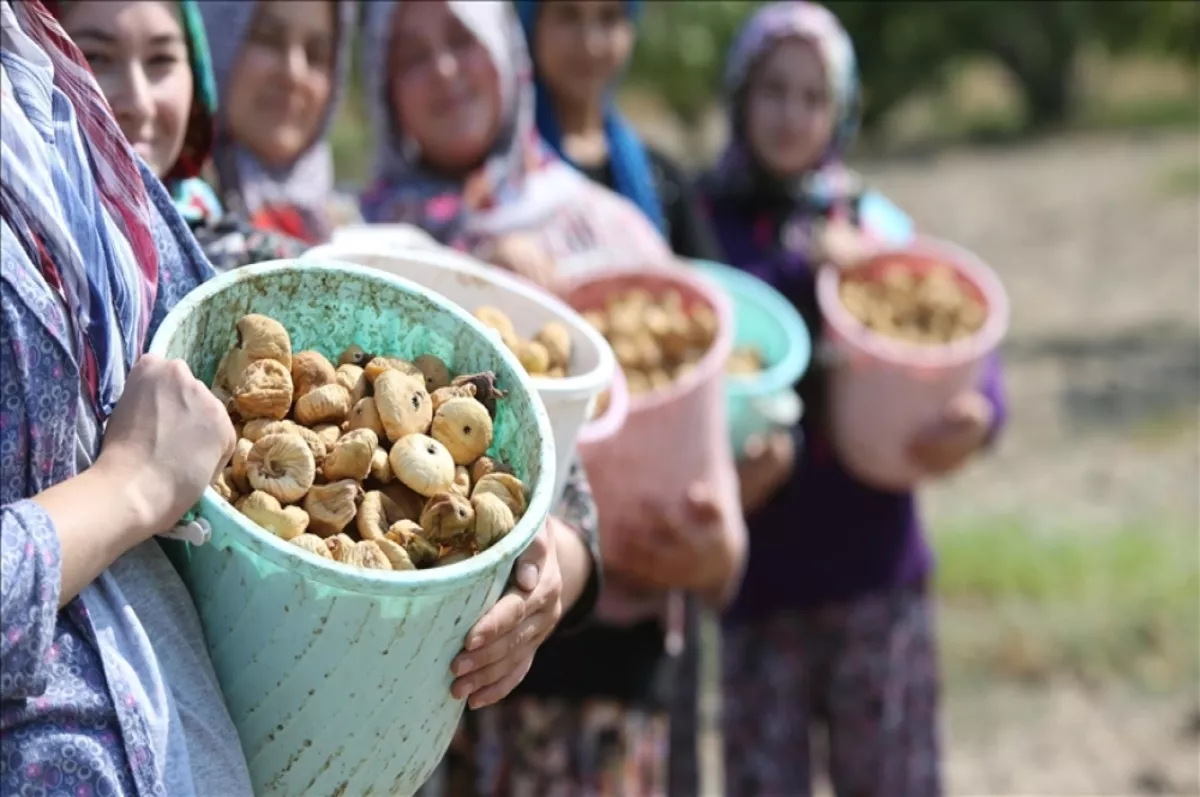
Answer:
[
  {"left": 816, "top": 236, "right": 1010, "bottom": 492},
  {"left": 560, "top": 265, "right": 735, "bottom": 623},
  {"left": 576, "top": 361, "right": 630, "bottom": 449}
]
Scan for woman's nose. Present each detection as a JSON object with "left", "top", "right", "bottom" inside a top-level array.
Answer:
[
  {"left": 279, "top": 43, "right": 309, "bottom": 86},
  {"left": 110, "top": 64, "right": 154, "bottom": 131},
  {"left": 433, "top": 50, "right": 459, "bottom": 80}
]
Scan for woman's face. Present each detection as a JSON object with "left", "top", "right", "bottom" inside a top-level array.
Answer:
[
  {"left": 225, "top": 1, "right": 336, "bottom": 169},
  {"left": 534, "top": 0, "right": 633, "bottom": 111},
  {"left": 63, "top": 1, "right": 193, "bottom": 178},
  {"left": 389, "top": 1, "right": 501, "bottom": 175},
  {"left": 744, "top": 37, "right": 835, "bottom": 178}
]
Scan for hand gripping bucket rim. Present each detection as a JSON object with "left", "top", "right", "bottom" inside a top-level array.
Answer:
[
  {"left": 148, "top": 259, "right": 557, "bottom": 597},
  {"left": 689, "top": 258, "right": 812, "bottom": 399},
  {"left": 559, "top": 263, "right": 737, "bottom": 415},
  {"left": 816, "top": 235, "right": 1010, "bottom": 371}
]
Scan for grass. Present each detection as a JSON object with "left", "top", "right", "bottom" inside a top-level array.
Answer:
[{"left": 930, "top": 517, "right": 1200, "bottom": 690}]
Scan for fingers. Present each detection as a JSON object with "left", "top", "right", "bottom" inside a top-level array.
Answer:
[
  {"left": 686, "top": 482, "right": 721, "bottom": 522},
  {"left": 451, "top": 607, "right": 552, "bottom": 695},
  {"left": 463, "top": 656, "right": 533, "bottom": 710},
  {"left": 462, "top": 592, "right": 526, "bottom": 654},
  {"left": 513, "top": 524, "right": 551, "bottom": 592},
  {"left": 741, "top": 434, "right": 766, "bottom": 461}
]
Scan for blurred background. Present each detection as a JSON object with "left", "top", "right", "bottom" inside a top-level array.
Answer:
[{"left": 335, "top": 2, "right": 1199, "bottom": 793}]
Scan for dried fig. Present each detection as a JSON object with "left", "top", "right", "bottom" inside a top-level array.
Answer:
[
  {"left": 312, "top": 423, "right": 341, "bottom": 449},
  {"left": 431, "top": 397, "right": 494, "bottom": 465},
  {"left": 234, "top": 359, "right": 293, "bottom": 421},
  {"left": 211, "top": 469, "right": 237, "bottom": 502},
  {"left": 364, "top": 356, "right": 422, "bottom": 384},
  {"left": 246, "top": 433, "right": 316, "bottom": 504},
  {"left": 347, "top": 397, "right": 386, "bottom": 439},
  {"left": 357, "top": 490, "right": 409, "bottom": 541},
  {"left": 451, "top": 372, "right": 505, "bottom": 418},
  {"left": 452, "top": 466, "right": 471, "bottom": 498},
  {"left": 386, "top": 521, "right": 440, "bottom": 568},
  {"left": 474, "top": 306, "right": 517, "bottom": 343},
  {"left": 338, "top": 344, "right": 371, "bottom": 367},
  {"left": 535, "top": 322, "right": 572, "bottom": 370},
  {"left": 436, "top": 550, "right": 472, "bottom": 568},
  {"left": 430, "top": 383, "right": 476, "bottom": 413},
  {"left": 473, "top": 492, "right": 516, "bottom": 550},
  {"left": 374, "top": 370, "right": 433, "bottom": 441},
  {"left": 469, "top": 455, "right": 513, "bottom": 485},
  {"left": 353, "top": 540, "right": 393, "bottom": 571},
  {"left": 515, "top": 340, "right": 551, "bottom": 375},
  {"left": 378, "top": 480, "right": 426, "bottom": 522},
  {"left": 213, "top": 347, "right": 247, "bottom": 392},
  {"left": 472, "top": 472, "right": 527, "bottom": 518},
  {"left": 369, "top": 446, "right": 394, "bottom": 483},
  {"left": 389, "top": 434, "right": 456, "bottom": 497},
  {"left": 291, "top": 350, "right": 336, "bottom": 398},
  {"left": 237, "top": 491, "right": 310, "bottom": 540},
  {"left": 259, "top": 421, "right": 327, "bottom": 462},
  {"left": 303, "top": 479, "right": 364, "bottom": 538},
  {"left": 326, "top": 533, "right": 355, "bottom": 562},
  {"left": 231, "top": 437, "right": 254, "bottom": 493},
  {"left": 375, "top": 536, "right": 416, "bottom": 571},
  {"left": 237, "top": 314, "right": 292, "bottom": 369},
  {"left": 294, "top": 383, "right": 352, "bottom": 427},
  {"left": 419, "top": 491, "right": 475, "bottom": 544},
  {"left": 413, "top": 354, "right": 451, "bottom": 392},
  {"left": 546, "top": 366, "right": 566, "bottom": 379},
  {"left": 335, "top": 363, "right": 369, "bottom": 404},
  {"left": 323, "top": 428, "right": 378, "bottom": 482},
  {"left": 290, "top": 533, "right": 333, "bottom": 559},
  {"left": 241, "top": 418, "right": 275, "bottom": 442},
  {"left": 211, "top": 385, "right": 237, "bottom": 416}
]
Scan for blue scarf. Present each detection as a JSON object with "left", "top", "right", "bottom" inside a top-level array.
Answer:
[{"left": 514, "top": 0, "right": 667, "bottom": 236}]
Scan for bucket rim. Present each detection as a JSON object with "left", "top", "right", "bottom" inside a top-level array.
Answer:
[
  {"left": 689, "top": 259, "right": 812, "bottom": 399},
  {"left": 149, "top": 258, "right": 557, "bottom": 596}
]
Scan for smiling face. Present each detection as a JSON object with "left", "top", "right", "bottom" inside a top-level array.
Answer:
[
  {"left": 533, "top": 0, "right": 633, "bottom": 111},
  {"left": 224, "top": 0, "right": 336, "bottom": 169},
  {"left": 743, "top": 37, "right": 836, "bottom": 179},
  {"left": 62, "top": 0, "right": 193, "bottom": 177},
  {"left": 388, "top": 1, "right": 502, "bottom": 176}
]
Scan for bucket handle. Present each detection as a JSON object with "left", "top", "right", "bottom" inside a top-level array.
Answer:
[{"left": 159, "top": 506, "right": 212, "bottom": 546}]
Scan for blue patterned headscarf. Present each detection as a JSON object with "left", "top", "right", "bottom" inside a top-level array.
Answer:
[{"left": 514, "top": 0, "right": 667, "bottom": 236}]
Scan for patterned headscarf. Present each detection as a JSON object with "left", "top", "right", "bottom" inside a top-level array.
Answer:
[
  {"left": 358, "top": 0, "right": 670, "bottom": 275},
  {"left": 198, "top": 0, "right": 356, "bottom": 243},
  {"left": 513, "top": 0, "right": 667, "bottom": 235},
  {"left": 707, "top": 1, "right": 863, "bottom": 208},
  {"left": 2, "top": 0, "right": 159, "bottom": 418}
]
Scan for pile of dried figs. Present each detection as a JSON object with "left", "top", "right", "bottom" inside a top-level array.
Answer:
[
  {"left": 472, "top": 306, "right": 572, "bottom": 379},
  {"left": 579, "top": 287, "right": 718, "bottom": 397},
  {"left": 838, "top": 262, "right": 987, "bottom": 344},
  {"left": 208, "top": 314, "right": 529, "bottom": 572}
]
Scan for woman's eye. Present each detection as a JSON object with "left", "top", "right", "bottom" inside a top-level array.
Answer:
[
  {"left": 306, "top": 40, "right": 332, "bottom": 69},
  {"left": 80, "top": 50, "right": 110, "bottom": 68}
]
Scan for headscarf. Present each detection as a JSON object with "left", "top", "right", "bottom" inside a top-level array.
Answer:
[
  {"left": 359, "top": 0, "right": 670, "bottom": 273},
  {"left": 47, "top": 0, "right": 221, "bottom": 222},
  {"left": 513, "top": 0, "right": 667, "bottom": 235},
  {"left": 1, "top": 0, "right": 159, "bottom": 419},
  {"left": 198, "top": 0, "right": 356, "bottom": 243},
  {"left": 706, "top": 1, "right": 862, "bottom": 213}
]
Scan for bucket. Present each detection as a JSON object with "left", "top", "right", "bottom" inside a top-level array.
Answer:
[
  {"left": 815, "top": 236, "right": 1009, "bottom": 491},
  {"left": 690, "top": 260, "right": 810, "bottom": 454},
  {"left": 302, "top": 244, "right": 619, "bottom": 509},
  {"left": 148, "top": 260, "right": 556, "bottom": 796},
  {"left": 329, "top": 223, "right": 441, "bottom": 252},
  {"left": 561, "top": 264, "right": 734, "bottom": 565}
]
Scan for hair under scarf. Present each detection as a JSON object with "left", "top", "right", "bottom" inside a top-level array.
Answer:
[
  {"left": 513, "top": 0, "right": 667, "bottom": 236},
  {"left": 359, "top": 0, "right": 670, "bottom": 274},
  {"left": 197, "top": 0, "right": 356, "bottom": 242},
  {"left": 708, "top": 1, "right": 862, "bottom": 209}
]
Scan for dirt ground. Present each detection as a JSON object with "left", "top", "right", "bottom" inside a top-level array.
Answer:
[{"left": 689, "top": 129, "right": 1200, "bottom": 797}]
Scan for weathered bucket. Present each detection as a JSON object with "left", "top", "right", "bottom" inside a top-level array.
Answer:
[{"left": 148, "top": 260, "right": 556, "bottom": 796}]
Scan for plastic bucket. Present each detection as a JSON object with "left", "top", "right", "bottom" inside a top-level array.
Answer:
[
  {"left": 148, "top": 260, "right": 556, "bottom": 796},
  {"left": 815, "top": 236, "right": 1009, "bottom": 491},
  {"left": 690, "top": 260, "right": 811, "bottom": 454},
  {"left": 330, "top": 223, "right": 441, "bottom": 252},
  {"left": 302, "top": 243, "right": 619, "bottom": 509},
  {"left": 560, "top": 264, "right": 734, "bottom": 561}
]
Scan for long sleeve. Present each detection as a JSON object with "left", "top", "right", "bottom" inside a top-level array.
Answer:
[
  {"left": 0, "top": 500, "right": 63, "bottom": 702},
  {"left": 978, "top": 350, "right": 1008, "bottom": 446},
  {"left": 549, "top": 458, "right": 601, "bottom": 631}
]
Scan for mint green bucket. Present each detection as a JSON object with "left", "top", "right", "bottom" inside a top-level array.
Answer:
[
  {"left": 148, "top": 260, "right": 556, "bottom": 796},
  {"left": 690, "top": 260, "right": 811, "bottom": 454}
]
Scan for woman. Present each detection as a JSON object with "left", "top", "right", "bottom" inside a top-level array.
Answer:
[
  {"left": 0, "top": 3, "right": 570, "bottom": 793},
  {"left": 696, "top": 4, "right": 1007, "bottom": 795},
  {"left": 515, "top": 0, "right": 721, "bottom": 263},
  {"left": 197, "top": 0, "right": 356, "bottom": 244},
  {"left": 51, "top": 0, "right": 308, "bottom": 270},
  {"left": 360, "top": 3, "right": 747, "bottom": 794}
]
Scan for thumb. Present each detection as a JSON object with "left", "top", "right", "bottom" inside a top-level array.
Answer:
[{"left": 686, "top": 482, "right": 720, "bottom": 521}]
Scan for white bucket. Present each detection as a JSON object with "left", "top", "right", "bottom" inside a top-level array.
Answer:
[
  {"left": 330, "top": 223, "right": 442, "bottom": 252},
  {"left": 303, "top": 243, "right": 618, "bottom": 507}
]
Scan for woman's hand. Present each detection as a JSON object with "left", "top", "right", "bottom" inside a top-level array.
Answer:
[
  {"left": 908, "top": 390, "right": 994, "bottom": 476},
  {"left": 450, "top": 520, "right": 564, "bottom": 709},
  {"left": 479, "top": 232, "right": 557, "bottom": 290},
  {"left": 737, "top": 431, "right": 795, "bottom": 514},
  {"left": 813, "top": 217, "right": 877, "bottom": 270},
  {"left": 97, "top": 354, "right": 236, "bottom": 538},
  {"left": 605, "top": 483, "right": 734, "bottom": 595}
]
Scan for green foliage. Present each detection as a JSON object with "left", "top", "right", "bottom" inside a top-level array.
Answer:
[{"left": 626, "top": 0, "right": 1199, "bottom": 133}]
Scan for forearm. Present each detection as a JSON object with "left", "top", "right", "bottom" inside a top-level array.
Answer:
[
  {"left": 697, "top": 463, "right": 749, "bottom": 610},
  {"left": 31, "top": 461, "right": 154, "bottom": 607},
  {"left": 551, "top": 517, "right": 592, "bottom": 613}
]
